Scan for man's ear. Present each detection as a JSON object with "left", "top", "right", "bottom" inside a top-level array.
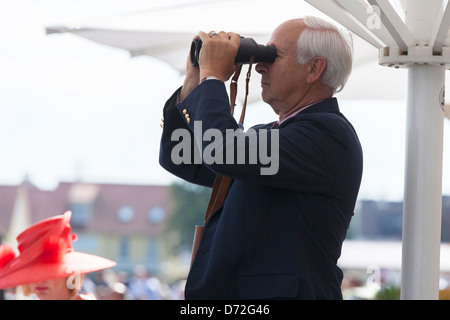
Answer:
[{"left": 306, "top": 57, "right": 327, "bottom": 84}]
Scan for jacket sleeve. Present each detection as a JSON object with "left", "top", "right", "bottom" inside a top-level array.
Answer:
[
  {"left": 159, "top": 87, "right": 216, "bottom": 188},
  {"left": 176, "top": 80, "right": 361, "bottom": 195}
]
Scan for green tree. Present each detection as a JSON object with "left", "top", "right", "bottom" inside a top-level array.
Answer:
[
  {"left": 374, "top": 285, "right": 400, "bottom": 300},
  {"left": 166, "top": 181, "right": 212, "bottom": 252}
]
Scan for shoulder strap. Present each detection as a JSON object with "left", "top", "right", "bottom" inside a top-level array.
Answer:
[{"left": 203, "top": 58, "right": 255, "bottom": 225}]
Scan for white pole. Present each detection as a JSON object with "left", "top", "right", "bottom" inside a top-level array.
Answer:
[
  {"left": 401, "top": 0, "right": 446, "bottom": 300},
  {"left": 401, "top": 65, "right": 445, "bottom": 300}
]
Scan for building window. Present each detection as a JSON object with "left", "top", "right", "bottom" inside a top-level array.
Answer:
[
  {"left": 117, "top": 205, "right": 134, "bottom": 223},
  {"left": 147, "top": 206, "right": 165, "bottom": 224},
  {"left": 119, "top": 236, "right": 129, "bottom": 260},
  {"left": 147, "top": 240, "right": 159, "bottom": 266},
  {"left": 69, "top": 203, "right": 92, "bottom": 228}
]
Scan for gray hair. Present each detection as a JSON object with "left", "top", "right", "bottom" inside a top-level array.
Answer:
[{"left": 298, "top": 16, "right": 354, "bottom": 94}]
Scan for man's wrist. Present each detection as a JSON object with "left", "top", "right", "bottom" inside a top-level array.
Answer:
[{"left": 200, "top": 76, "right": 222, "bottom": 84}]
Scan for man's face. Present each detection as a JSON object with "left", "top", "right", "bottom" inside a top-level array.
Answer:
[{"left": 255, "top": 20, "right": 309, "bottom": 116}]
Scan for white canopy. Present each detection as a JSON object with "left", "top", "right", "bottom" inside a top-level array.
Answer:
[{"left": 45, "top": 0, "right": 414, "bottom": 104}]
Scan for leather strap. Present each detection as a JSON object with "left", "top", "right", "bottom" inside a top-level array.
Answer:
[
  {"left": 239, "top": 56, "right": 254, "bottom": 126},
  {"left": 203, "top": 59, "right": 254, "bottom": 225},
  {"left": 230, "top": 65, "right": 242, "bottom": 116}
]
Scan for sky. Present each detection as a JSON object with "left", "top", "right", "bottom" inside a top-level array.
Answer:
[{"left": 1, "top": 0, "right": 449, "bottom": 202}]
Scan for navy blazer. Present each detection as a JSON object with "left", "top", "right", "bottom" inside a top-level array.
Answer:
[{"left": 159, "top": 80, "right": 363, "bottom": 300}]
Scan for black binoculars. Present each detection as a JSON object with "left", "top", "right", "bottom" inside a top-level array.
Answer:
[{"left": 190, "top": 37, "right": 277, "bottom": 66}]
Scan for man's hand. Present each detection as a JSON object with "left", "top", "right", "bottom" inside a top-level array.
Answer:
[
  {"left": 179, "top": 31, "right": 240, "bottom": 102},
  {"left": 198, "top": 31, "right": 241, "bottom": 82},
  {"left": 179, "top": 36, "right": 201, "bottom": 102}
]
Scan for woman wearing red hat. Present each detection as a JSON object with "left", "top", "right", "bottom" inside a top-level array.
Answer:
[{"left": 0, "top": 211, "right": 116, "bottom": 300}]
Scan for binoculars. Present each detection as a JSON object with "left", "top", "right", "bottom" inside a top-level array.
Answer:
[{"left": 190, "top": 37, "right": 277, "bottom": 66}]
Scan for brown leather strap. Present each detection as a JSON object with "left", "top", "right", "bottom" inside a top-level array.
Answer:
[
  {"left": 229, "top": 64, "right": 242, "bottom": 115},
  {"left": 203, "top": 59, "right": 254, "bottom": 225},
  {"left": 239, "top": 56, "right": 255, "bottom": 126},
  {"left": 204, "top": 175, "right": 232, "bottom": 223}
]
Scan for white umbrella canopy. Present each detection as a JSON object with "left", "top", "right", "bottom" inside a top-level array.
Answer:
[
  {"left": 45, "top": 27, "right": 196, "bottom": 72},
  {"left": 45, "top": 0, "right": 413, "bottom": 105}
]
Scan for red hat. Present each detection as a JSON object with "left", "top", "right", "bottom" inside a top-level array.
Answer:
[{"left": 0, "top": 211, "right": 116, "bottom": 289}]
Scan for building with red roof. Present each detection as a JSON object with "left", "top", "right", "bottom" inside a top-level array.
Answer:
[{"left": 0, "top": 181, "right": 172, "bottom": 273}]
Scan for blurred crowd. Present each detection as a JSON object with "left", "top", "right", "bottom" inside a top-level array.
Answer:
[{"left": 2, "top": 264, "right": 186, "bottom": 300}]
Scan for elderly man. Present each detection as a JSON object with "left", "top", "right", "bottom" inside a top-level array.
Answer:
[{"left": 159, "top": 17, "right": 363, "bottom": 300}]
